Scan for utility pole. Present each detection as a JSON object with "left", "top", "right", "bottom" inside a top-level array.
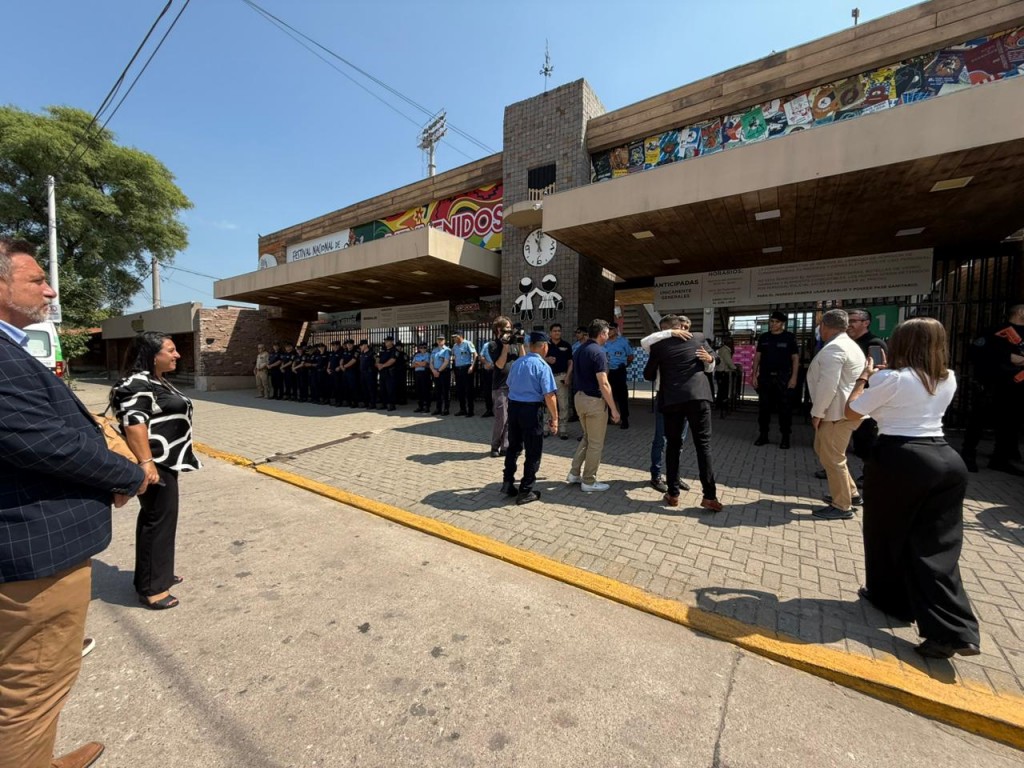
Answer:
[
  {"left": 418, "top": 111, "right": 447, "bottom": 178},
  {"left": 152, "top": 255, "right": 161, "bottom": 308},
  {"left": 851, "top": 7, "right": 860, "bottom": 26},
  {"left": 46, "top": 175, "right": 61, "bottom": 324}
]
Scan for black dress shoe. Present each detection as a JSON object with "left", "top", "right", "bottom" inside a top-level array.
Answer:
[
  {"left": 814, "top": 469, "right": 828, "bottom": 480},
  {"left": 500, "top": 481, "right": 518, "bottom": 497},
  {"left": 650, "top": 476, "right": 669, "bottom": 493},
  {"left": 516, "top": 489, "right": 541, "bottom": 505},
  {"left": 754, "top": 435, "right": 769, "bottom": 446},
  {"left": 915, "top": 638, "right": 981, "bottom": 659},
  {"left": 857, "top": 587, "right": 913, "bottom": 622},
  {"left": 490, "top": 450, "right": 500, "bottom": 458},
  {"left": 678, "top": 479, "right": 691, "bottom": 492}
]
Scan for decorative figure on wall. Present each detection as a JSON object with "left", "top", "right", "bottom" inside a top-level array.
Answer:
[
  {"left": 513, "top": 277, "right": 537, "bottom": 322},
  {"left": 535, "top": 274, "right": 564, "bottom": 321}
]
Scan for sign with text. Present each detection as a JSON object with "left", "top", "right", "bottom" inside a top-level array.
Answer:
[
  {"left": 352, "top": 300, "right": 450, "bottom": 330},
  {"left": 655, "top": 249, "right": 933, "bottom": 309},
  {"left": 287, "top": 229, "right": 352, "bottom": 263}
]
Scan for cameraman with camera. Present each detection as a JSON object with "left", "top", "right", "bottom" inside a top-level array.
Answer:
[{"left": 485, "top": 316, "right": 525, "bottom": 457}]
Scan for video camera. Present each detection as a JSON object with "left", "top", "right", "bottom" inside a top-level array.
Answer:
[{"left": 509, "top": 323, "right": 527, "bottom": 345}]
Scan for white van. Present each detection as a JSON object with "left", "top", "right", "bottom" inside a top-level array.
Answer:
[{"left": 23, "top": 321, "right": 64, "bottom": 378}]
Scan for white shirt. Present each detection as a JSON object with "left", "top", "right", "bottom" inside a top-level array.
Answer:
[{"left": 849, "top": 368, "right": 956, "bottom": 437}]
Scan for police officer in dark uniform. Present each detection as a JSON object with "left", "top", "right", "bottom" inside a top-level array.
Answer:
[
  {"left": 292, "top": 343, "right": 308, "bottom": 402},
  {"left": 751, "top": 310, "right": 800, "bottom": 449},
  {"left": 268, "top": 342, "right": 284, "bottom": 400},
  {"left": 314, "top": 342, "right": 330, "bottom": 404},
  {"left": 962, "top": 303, "right": 1024, "bottom": 474},
  {"left": 281, "top": 342, "right": 297, "bottom": 401},
  {"left": 341, "top": 338, "right": 359, "bottom": 407},
  {"left": 358, "top": 339, "right": 377, "bottom": 409},
  {"left": 394, "top": 341, "right": 409, "bottom": 405},
  {"left": 376, "top": 336, "right": 399, "bottom": 411},
  {"left": 327, "top": 340, "right": 343, "bottom": 406}
]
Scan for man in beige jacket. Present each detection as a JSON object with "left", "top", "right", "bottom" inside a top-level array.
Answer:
[{"left": 806, "top": 309, "right": 865, "bottom": 520}]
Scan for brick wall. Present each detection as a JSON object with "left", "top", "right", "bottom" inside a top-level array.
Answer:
[
  {"left": 502, "top": 79, "right": 614, "bottom": 332},
  {"left": 196, "top": 307, "right": 304, "bottom": 378}
]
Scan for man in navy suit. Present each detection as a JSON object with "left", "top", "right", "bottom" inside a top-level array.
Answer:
[
  {"left": 643, "top": 314, "right": 723, "bottom": 512},
  {"left": 0, "top": 238, "right": 148, "bottom": 768}
]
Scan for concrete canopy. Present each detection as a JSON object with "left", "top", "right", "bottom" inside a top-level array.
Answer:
[
  {"left": 541, "top": 76, "right": 1024, "bottom": 282},
  {"left": 213, "top": 227, "right": 500, "bottom": 312}
]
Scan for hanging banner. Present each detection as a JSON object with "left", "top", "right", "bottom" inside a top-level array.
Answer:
[
  {"left": 356, "top": 300, "right": 450, "bottom": 330},
  {"left": 287, "top": 229, "right": 352, "bottom": 263},
  {"left": 655, "top": 249, "right": 934, "bottom": 308}
]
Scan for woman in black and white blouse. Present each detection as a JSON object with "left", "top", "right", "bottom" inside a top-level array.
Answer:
[{"left": 112, "top": 332, "right": 201, "bottom": 609}]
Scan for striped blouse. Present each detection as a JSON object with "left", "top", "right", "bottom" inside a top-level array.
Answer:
[{"left": 111, "top": 372, "right": 201, "bottom": 473}]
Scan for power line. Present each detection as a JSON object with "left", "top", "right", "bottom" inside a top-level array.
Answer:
[
  {"left": 162, "top": 263, "right": 223, "bottom": 281},
  {"left": 240, "top": 0, "right": 496, "bottom": 157},
  {"left": 62, "top": 0, "right": 192, "bottom": 177},
  {"left": 56, "top": 0, "right": 175, "bottom": 176},
  {"left": 161, "top": 273, "right": 218, "bottom": 300}
]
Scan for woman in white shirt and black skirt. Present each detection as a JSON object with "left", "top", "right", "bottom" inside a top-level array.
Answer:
[{"left": 845, "top": 317, "right": 980, "bottom": 660}]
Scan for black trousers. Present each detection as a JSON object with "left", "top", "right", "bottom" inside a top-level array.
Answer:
[
  {"left": 851, "top": 417, "right": 879, "bottom": 460},
  {"left": 608, "top": 366, "right": 629, "bottom": 423},
  {"left": 862, "top": 436, "right": 979, "bottom": 646},
  {"left": 663, "top": 401, "right": 716, "bottom": 499},
  {"left": 270, "top": 368, "right": 283, "bottom": 399},
  {"left": 503, "top": 401, "right": 545, "bottom": 493},
  {"left": 135, "top": 465, "right": 179, "bottom": 597},
  {"left": 330, "top": 371, "right": 344, "bottom": 405},
  {"left": 454, "top": 365, "right": 474, "bottom": 414},
  {"left": 379, "top": 369, "right": 396, "bottom": 407},
  {"left": 283, "top": 370, "right": 297, "bottom": 400},
  {"left": 360, "top": 371, "right": 376, "bottom": 407},
  {"left": 414, "top": 373, "right": 432, "bottom": 408},
  {"left": 343, "top": 370, "right": 359, "bottom": 405},
  {"left": 757, "top": 374, "right": 793, "bottom": 436},
  {"left": 433, "top": 372, "right": 451, "bottom": 412},
  {"left": 297, "top": 369, "right": 310, "bottom": 402},
  {"left": 962, "top": 381, "right": 1023, "bottom": 464},
  {"left": 317, "top": 370, "right": 330, "bottom": 402}
]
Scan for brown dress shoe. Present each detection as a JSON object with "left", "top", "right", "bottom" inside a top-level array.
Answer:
[
  {"left": 700, "top": 497, "right": 724, "bottom": 512},
  {"left": 52, "top": 741, "right": 104, "bottom": 768}
]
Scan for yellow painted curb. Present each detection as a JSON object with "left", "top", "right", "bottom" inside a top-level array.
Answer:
[
  {"left": 194, "top": 443, "right": 1024, "bottom": 750},
  {"left": 193, "top": 442, "right": 254, "bottom": 468}
]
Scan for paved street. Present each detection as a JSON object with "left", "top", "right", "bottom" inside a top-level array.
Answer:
[
  {"left": 57, "top": 442, "right": 1022, "bottom": 766},
  {"left": 72, "top": 380, "right": 1024, "bottom": 701}
]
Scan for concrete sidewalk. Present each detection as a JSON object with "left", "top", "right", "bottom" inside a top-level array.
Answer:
[
  {"left": 58, "top": 454, "right": 1022, "bottom": 766},
  {"left": 72, "top": 380, "right": 1024, "bottom": 741}
]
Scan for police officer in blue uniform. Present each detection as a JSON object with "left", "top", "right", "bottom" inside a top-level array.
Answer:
[
  {"left": 281, "top": 342, "right": 297, "bottom": 400},
  {"left": 341, "top": 338, "right": 359, "bottom": 407},
  {"left": 430, "top": 335, "right": 453, "bottom": 415},
  {"left": 328, "top": 340, "right": 344, "bottom": 406},
  {"left": 411, "top": 341, "right": 432, "bottom": 412},
  {"left": 268, "top": 342, "right": 284, "bottom": 400},
  {"left": 501, "top": 332, "right": 558, "bottom": 505}
]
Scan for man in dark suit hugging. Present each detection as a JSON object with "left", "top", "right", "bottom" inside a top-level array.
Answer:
[
  {"left": 643, "top": 314, "right": 723, "bottom": 512},
  {"left": 0, "top": 238, "right": 148, "bottom": 768}
]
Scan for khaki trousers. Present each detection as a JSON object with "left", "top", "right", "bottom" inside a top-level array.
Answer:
[
  {"left": 255, "top": 368, "right": 271, "bottom": 397},
  {"left": 0, "top": 561, "right": 91, "bottom": 768},
  {"left": 814, "top": 419, "right": 860, "bottom": 511},
  {"left": 553, "top": 375, "right": 570, "bottom": 436},
  {"left": 571, "top": 393, "right": 609, "bottom": 485}
]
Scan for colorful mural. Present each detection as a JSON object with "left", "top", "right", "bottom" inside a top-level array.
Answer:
[
  {"left": 351, "top": 182, "right": 503, "bottom": 251},
  {"left": 591, "top": 26, "right": 1024, "bottom": 181}
]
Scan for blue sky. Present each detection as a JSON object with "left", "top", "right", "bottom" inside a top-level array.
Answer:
[{"left": 5, "top": 0, "right": 916, "bottom": 313}]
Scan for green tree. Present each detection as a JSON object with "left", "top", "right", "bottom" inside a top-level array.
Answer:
[{"left": 0, "top": 105, "right": 192, "bottom": 326}]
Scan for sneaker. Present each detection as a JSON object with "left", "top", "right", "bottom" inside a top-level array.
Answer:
[
  {"left": 82, "top": 637, "right": 96, "bottom": 657},
  {"left": 823, "top": 493, "right": 863, "bottom": 507},
  {"left": 581, "top": 481, "right": 610, "bottom": 492},
  {"left": 754, "top": 435, "right": 769, "bottom": 446},
  {"left": 490, "top": 450, "right": 500, "bottom": 458},
  {"left": 649, "top": 476, "right": 668, "bottom": 493},
  {"left": 566, "top": 472, "right": 582, "bottom": 484},
  {"left": 812, "top": 505, "right": 854, "bottom": 520},
  {"left": 700, "top": 497, "right": 724, "bottom": 512}
]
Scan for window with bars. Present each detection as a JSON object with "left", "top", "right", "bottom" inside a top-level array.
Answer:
[{"left": 527, "top": 163, "right": 556, "bottom": 200}]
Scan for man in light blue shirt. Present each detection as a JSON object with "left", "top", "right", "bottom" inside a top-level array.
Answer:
[
  {"left": 429, "top": 335, "right": 452, "bottom": 415},
  {"left": 478, "top": 337, "right": 494, "bottom": 417},
  {"left": 410, "top": 342, "right": 432, "bottom": 412},
  {"left": 501, "top": 332, "right": 558, "bottom": 505},
  {"left": 451, "top": 332, "right": 478, "bottom": 416},
  {"left": 603, "top": 326, "right": 634, "bottom": 429}
]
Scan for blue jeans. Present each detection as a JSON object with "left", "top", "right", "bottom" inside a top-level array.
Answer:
[{"left": 650, "top": 409, "right": 688, "bottom": 478}]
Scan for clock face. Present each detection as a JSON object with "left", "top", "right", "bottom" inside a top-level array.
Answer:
[{"left": 523, "top": 229, "right": 557, "bottom": 267}]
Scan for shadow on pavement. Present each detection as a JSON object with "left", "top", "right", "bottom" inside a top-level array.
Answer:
[
  {"left": 971, "top": 506, "right": 1024, "bottom": 546},
  {"left": 693, "top": 586, "right": 957, "bottom": 684},
  {"left": 91, "top": 558, "right": 139, "bottom": 608}
]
